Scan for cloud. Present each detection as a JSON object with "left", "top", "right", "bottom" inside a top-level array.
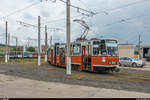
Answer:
[
  {"left": 0, "top": 0, "right": 150, "bottom": 46},
  {"left": 23, "top": 13, "right": 33, "bottom": 20},
  {"left": 40, "top": 10, "right": 50, "bottom": 18}
]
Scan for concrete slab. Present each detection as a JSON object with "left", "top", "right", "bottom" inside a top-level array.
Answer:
[{"left": 0, "top": 74, "right": 150, "bottom": 98}]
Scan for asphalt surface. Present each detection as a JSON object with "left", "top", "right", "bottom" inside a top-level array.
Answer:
[{"left": 0, "top": 63, "right": 150, "bottom": 94}]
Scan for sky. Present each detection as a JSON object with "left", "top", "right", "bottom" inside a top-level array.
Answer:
[{"left": 0, "top": 0, "right": 150, "bottom": 46}]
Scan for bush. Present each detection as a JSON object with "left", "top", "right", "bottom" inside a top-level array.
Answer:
[{"left": 27, "top": 47, "right": 35, "bottom": 52}]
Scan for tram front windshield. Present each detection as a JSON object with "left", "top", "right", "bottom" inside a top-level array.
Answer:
[
  {"left": 93, "top": 40, "right": 118, "bottom": 56},
  {"left": 105, "top": 40, "right": 118, "bottom": 56}
]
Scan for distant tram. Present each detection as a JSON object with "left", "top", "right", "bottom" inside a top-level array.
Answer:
[{"left": 47, "top": 38, "right": 120, "bottom": 72}]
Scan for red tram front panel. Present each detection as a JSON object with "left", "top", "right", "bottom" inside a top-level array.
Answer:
[{"left": 91, "top": 56, "right": 119, "bottom": 72}]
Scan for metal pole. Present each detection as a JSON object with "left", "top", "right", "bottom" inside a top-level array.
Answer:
[
  {"left": 28, "top": 38, "right": 29, "bottom": 47},
  {"left": 22, "top": 46, "right": 24, "bottom": 59},
  {"left": 138, "top": 34, "right": 141, "bottom": 60},
  {"left": 50, "top": 36, "right": 52, "bottom": 49},
  {"left": 66, "top": 0, "right": 71, "bottom": 75},
  {"left": 16, "top": 37, "right": 18, "bottom": 58},
  {"left": 45, "top": 25, "right": 48, "bottom": 62},
  {"left": 8, "top": 33, "right": 10, "bottom": 60},
  {"left": 5, "top": 21, "right": 8, "bottom": 63},
  {"left": 38, "top": 16, "right": 41, "bottom": 66}
]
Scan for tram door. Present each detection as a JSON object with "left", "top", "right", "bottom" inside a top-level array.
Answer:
[
  {"left": 59, "top": 48, "right": 65, "bottom": 65},
  {"left": 82, "top": 46, "right": 86, "bottom": 68},
  {"left": 87, "top": 45, "right": 91, "bottom": 68}
]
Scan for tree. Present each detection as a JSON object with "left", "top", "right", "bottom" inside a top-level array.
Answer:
[
  {"left": 27, "top": 47, "right": 35, "bottom": 52},
  {"left": 12, "top": 47, "right": 22, "bottom": 51}
]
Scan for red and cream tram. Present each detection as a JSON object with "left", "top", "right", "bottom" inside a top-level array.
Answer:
[{"left": 47, "top": 38, "right": 120, "bottom": 72}]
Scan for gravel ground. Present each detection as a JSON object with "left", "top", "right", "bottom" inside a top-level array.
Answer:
[
  {"left": 121, "top": 65, "right": 150, "bottom": 71},
  {"left": 0, "top": 63, "right": 150, "bottom": 94}
]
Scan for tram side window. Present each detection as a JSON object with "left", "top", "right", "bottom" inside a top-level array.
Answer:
[
  {"left": 70, "top": 45, "right": 73, "bottom": 56},
  {"left": 73, "top": 45, "right": 81, "bottom": 56},
  {"left": 88, "top": 45, "right": 92, "bottom": 56},
  {"left": 86, "top": 45, "right": 91, "bottom": 56},
  {"left": 56, "top": 47, "right": 59, "bottom": 56},
  {"left": 59, "top": 48, "right": 65, "bottom": 56},
  {"left": 65, "top": 46, "right": 73, "bottom": 56},
  {"left": 93, "top": 41, "right": 100, "bottom": 56},
  {"left": 65, "top": 46, "right": 67, "bottom": 55}
]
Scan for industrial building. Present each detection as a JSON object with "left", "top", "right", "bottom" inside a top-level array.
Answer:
[
  {"left": 142, "top": 46, "right": 150, "bottom": 61},
  {"left": 118, "top": 44, "right": 136, "bottom": 58},
  {"left": 118, "top": 44, "right": 150, "bottom": 61}
]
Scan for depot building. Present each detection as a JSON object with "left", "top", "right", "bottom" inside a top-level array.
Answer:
[{"left": 118, "top": 44, "right": 150, "bottom": 61}]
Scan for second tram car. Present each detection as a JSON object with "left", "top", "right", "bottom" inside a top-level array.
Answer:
[{"left": 48, "top": 38, "right": 120, "bottom": 72}]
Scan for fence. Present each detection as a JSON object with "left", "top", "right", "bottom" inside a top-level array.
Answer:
[{"left": 0, "top": 51, "right": 45, "bottom": 58}]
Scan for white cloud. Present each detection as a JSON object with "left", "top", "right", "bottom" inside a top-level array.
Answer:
[{"left": 0, "top": 0, "right": 150, "bottom": 46}]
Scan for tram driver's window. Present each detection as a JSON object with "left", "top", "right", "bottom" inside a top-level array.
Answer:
[{"left": 93, "top": 47, "right": 99, "bottom": 56}]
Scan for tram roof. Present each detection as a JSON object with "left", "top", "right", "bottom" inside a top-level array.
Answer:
[
  {"left": 52, "top": 38, "right": 118, "bottom": 46},
  {"left": 90, "top": 38, "right": 117, "bottom": 41}
]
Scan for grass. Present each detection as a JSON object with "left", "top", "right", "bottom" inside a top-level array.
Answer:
[
  {"left": 0, "top": 58, "right": 150, "bottom": 84},
  {"left": 0, "top": 58, "right": 45, "bottom": 64},
  {"left": 66, "top": 70, "right": 150, "bottom": 83}
]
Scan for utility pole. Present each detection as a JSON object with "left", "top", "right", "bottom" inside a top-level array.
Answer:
[
  {"left": 8, "top": 33, "right": 10, "bottom": 60},
  {"left": 66, "top": 0, "right": 71, "bottom": 75},
  {"left": 50, "top": 35, "right": 52, "bottom": 49},
  {"left": 5, "top": 21, "right": 8, "bottom": 63},
  {"left": 16, "top": 37, "right": 18, "bottom": 58},
  {"left": 27, "top": 38, "right": 30, "bottom": 47},
  {"left": 38, "top": 16, "right": 41, "bottom": 66},
  {"left": 45, "top": 25, "right": 48, "bottom": 62},
  {"left": 138, "top": 34, "right": 141, "bottom": 60},
  {"left": 22, "top": 45, "right": 25, "bottom": 59}
]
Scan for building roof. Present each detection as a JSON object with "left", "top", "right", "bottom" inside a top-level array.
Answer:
[
  {"left": 118, "top": 44, "right": 135, "bottom": 45},
  {"left": 0, "top": 44, "right": 5, "bottom": 46},
  {"left": 142, "top": 46, "right": 150, "bottom": 48}
]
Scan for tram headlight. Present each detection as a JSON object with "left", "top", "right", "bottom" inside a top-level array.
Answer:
[
  {"left": 112, "top": 61, "right": 116, "bottom": 64},
  {"left": 109, "top": 61, "right": 111, "bottom": 64}
]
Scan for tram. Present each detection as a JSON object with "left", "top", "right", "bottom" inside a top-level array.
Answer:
[
  {"left": 47, "top": 38, "right": 120, "bottom": 72},
  {"left": 47, "top": 19, "right": 120, "bottom": 72}
]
